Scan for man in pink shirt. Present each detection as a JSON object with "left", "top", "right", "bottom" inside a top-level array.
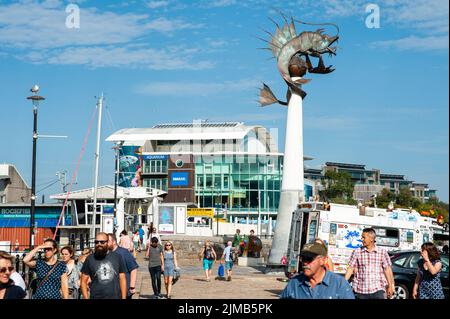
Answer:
[{"left": 344, "top": 228, "right": 395, "bottom": 299}]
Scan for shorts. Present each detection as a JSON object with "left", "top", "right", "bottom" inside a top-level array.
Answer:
[
  {"left": 225, "top": 261, "right": 233, "bottom": 270},
  {"left": 203, "top": 259, "right": 214, "bottom": 270}
]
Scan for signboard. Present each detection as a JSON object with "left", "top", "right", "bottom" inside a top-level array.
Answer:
[
  {"left": 0, "top": 206, "right": 64, "bottom": 227},
  {"left": 143, "top": 155, "right": 168, "bottom": 160},
  {"left": 176, "top": 206, "right": 186, "bottom": 234},
  {"left": 102, "top": 216, "right": 114, "bottom": 233},
  {"left": 159, "top": 206, "right": 174, "bottom": 234},
  {"left": 187, "top": 208, "right": 214, "bottom": 218},
  {"left": 171, "top": 172, "right": 189, "bottom": 186},
  {"left": 118, "top": 146, "right": 141, "bottom": 187},
  {"left": 103, "top": 205, "right": 114, "bottom": 215}
]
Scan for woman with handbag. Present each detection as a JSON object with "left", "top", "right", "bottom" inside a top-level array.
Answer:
[
  {"left": 23, "top": 239, "right": 69, "bottom": 299},
  {"left": 61, "top": 246, "right": 80, "bottom": 299}
]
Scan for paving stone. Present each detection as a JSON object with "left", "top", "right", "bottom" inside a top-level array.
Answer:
[{"left": 133, "top": 251, "right": 287, "bottom": 299}]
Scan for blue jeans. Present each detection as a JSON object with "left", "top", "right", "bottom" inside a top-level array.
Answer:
[
  {"left": 149, "top": 266, "right": 162, "bottom": 295},
  {"left": 355, "top": 290, "right": 386, "bottom": 299}
]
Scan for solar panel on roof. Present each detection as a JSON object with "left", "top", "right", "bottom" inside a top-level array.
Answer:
[{"left": 152, "top": 122, "right": 241, "bottom": 129}]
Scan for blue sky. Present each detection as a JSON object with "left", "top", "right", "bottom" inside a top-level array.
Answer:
[{"left": 0, "top": 0, "right": 448, "bottom": 201}]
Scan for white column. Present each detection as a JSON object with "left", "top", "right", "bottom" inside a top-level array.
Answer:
[
  {"left": 268, "top": 84, "right": 304, "bottom": 266},
  {"left": 115, "top": 198, "right": 125, "bottom": 240}
]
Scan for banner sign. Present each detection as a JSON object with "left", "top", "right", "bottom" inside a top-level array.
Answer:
[
  {"left": 187, "top": 208, "right": 214, "bottom": 218},
  {"left": 143, "top": 155, "right": 168, "bottom": 160},
  {"left": 171, "top": 172, "right": 189, "bottom": 186}
]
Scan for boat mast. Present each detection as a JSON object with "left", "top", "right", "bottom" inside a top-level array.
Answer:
[{"left": 90, "top": 93, "right": 104, "bottom": 242}]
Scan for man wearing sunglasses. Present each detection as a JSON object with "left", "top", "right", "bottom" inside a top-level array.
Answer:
[
  {"left": 280, "top": 242, "right": 355, "bottom": 299},
  {"left": 80, "top": 232, "right": 127, "bottom": 299}
]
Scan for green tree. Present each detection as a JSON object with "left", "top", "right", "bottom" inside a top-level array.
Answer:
[
  {"left": 374, "top": 188, "right": 395, "bottom": 208},
  {"left": 320, "top": 171, "right": 355, "bottom": 204},
  {"left": 396, "top": 186, "right": 420, "bottom": 208}
]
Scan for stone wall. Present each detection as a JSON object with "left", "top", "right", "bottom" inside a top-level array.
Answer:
[{"left": 159, "top": 235, "right": 273, "bottom": 264}]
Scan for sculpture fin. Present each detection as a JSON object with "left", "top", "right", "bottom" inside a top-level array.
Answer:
[{"left": 259, "top": 83, "right": 287, "bottom": 106}]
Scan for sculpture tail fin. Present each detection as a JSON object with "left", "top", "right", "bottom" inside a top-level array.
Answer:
[{"left": 259, "top": 83, "right": 287, "bottom": 106}]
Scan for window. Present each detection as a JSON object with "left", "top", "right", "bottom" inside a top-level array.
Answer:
[
  {"left": 206, "top": 175, "right": 213, "bottom": 187},
  {"left": 373, "top": 227, "right": 399, "bottom": 247},
  {"left": 197, "top": 176, "right": 204, "bottom": 188},
  {"left": 407, "top": 253, "right": 421, "bottom": 269},
  {"left": 144, "top": 178, "right": 168, "bottom": 191},
  {"left": 392, "top": 256, "right": 408, "bottom": 267},
  {"left": 441, "top": 256, "right": 449, "bottom": 273},
  {"left": 223, "top": 176, "right": 229, "bottom": 189},
  {"left": 143, "top": 159, "right": 168, "bottom": 174}
]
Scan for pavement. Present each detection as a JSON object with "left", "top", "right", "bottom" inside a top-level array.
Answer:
[{"left": 133, "top": 251, "right": 288, "bottom": 299}]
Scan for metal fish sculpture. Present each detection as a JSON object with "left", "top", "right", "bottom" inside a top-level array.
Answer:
[{"left": 259, "top": 16, "right": 339, "bottom": 105}]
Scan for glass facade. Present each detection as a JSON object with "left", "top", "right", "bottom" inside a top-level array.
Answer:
[
  {"left": 142, "top": 159, "right": 168, "bottom": 174},
  {"left": 194, "top": 155, "right": 282, "bottom": 213},
  {"left": 143, "top": 178, "right": 168, "bottom": 191}
]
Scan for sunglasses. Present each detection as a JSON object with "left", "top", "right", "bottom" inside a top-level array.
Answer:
[
  {"left": 95, "top": 240, "right": 108, "bottom": 245},
  {"left": 165, "top": 244, "right": 172, "bottom": 246},
  {"left": 300, "top": 255, "right": 319, "bottom": 263},
  {"left": 43, "top": 247, "right": 54, "bottom": 251},
  {"left": 0, "top": 266, "right": 14, "bottom": 273}
]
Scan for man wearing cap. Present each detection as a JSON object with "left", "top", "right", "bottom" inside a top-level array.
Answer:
[{"left": 280, "top": 242, "right": 355, "bottom": 299}]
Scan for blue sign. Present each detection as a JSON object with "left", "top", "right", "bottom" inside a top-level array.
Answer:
[
  {"left": 143, "top": 155, "right": 168, "bottom": 160},
  {"left": 0, "top": 206, "right": 71, "bottom": 227},
  {"left": 171, "top": 172, "right": 189, "bottom": 186}
]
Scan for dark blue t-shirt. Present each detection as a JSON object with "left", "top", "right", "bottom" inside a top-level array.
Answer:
[
  {"left": 114, "top": 246, "right": 139, "bottom": 296},
  {"left": 81, "top": 251, "right": 126, "bottom": 299}
]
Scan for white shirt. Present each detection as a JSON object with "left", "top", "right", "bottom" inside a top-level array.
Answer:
[{"left": 10, "top": 271, "right": 27, "bottom": 291}]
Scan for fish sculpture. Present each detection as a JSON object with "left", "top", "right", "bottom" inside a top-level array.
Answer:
[{"left": 259, "top": 16, "right": 339, "bottom": 105}]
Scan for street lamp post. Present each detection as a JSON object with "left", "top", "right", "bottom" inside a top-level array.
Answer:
[
  {"left": 216, "top": 190, "right": 219, "bottom": 236},
  {"left": 257, "top": 189, "right": 261, "bottom": 236},
  {"left": 26, "top": 85, "right": 45, "bottom": 250}
]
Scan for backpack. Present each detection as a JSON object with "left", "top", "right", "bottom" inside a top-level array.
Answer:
[
  {"left": 218, "top": 263, "right": 225, "bottom": 277},
  {"left": 204, "top": 248, "right": 213, "bottom": 260}
]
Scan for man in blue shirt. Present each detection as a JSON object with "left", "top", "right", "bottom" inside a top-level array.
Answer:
[
  {"left": 108, "top": 233, "right": 139, "bottom": 299},
  {"left": 280, "top": 241, "right": 355, "bottom": 299},
  {"left": 138, "top": 226, "right": 145, "bottom": 252}
]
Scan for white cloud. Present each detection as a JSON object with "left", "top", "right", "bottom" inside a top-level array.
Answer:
[
  {"left": 20, "top": 45, "right": 214, "bottom": 70},
  {"left": 0, "top": 1, "right": 207, "bottom": 68},
  {"left": 371, "top": 35, "right": 449, "bottom": 51},
  {"left": 135, "top": 78, "right": 260, "bottom": 96},
  {"left": 146, "top": 1, "right": 170, "bottom": 9},
  {"left": 205, "top": 0, "right": 237, "bottom": 8},
  {"left": 144, "top": 17, "right": 203, "bottom": 32}
]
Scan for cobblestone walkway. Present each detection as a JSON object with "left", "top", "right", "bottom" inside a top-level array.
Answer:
[{"left": 133, "top": 252, "right": 287, "bottom": 299}]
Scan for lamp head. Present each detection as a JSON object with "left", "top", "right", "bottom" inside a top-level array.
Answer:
[{"left": 31, "top": 85, "right": 40, "bottom": 94}]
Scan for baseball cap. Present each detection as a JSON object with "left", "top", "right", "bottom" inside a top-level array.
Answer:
[{"left": 300, "top": 242, "right": 327, "bottom": 258}]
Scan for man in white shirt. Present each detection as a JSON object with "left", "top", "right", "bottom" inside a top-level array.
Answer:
[
  {"left": 221, "top": 241, "right": 234, "bottom": 281},
  {"left": 10, "top": 270, "right": 26, "bottom": 291}
]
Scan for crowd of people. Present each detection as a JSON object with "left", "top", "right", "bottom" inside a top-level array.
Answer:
[
  {"left": 0, "top": 225, "right": 447, "bottom": 300},
  {"left": 280, "top": 227, "right": 447, "bottom": 299}
]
